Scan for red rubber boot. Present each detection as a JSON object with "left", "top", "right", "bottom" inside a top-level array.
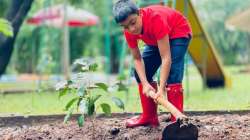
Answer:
[
  {"left": 166, "top": 83, "right": 184, "bottom": 122},
  {"left": 126, "top": 82, "right": 159, "bottom": 128}
]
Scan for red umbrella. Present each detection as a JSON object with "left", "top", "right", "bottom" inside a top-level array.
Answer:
[{"left": 27, "top": 4, "right": 99, "bottom": 28}]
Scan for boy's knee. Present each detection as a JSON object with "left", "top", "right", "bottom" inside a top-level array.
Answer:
[{"left": 167, "top": 68, "right": 184, "bottom": 84}]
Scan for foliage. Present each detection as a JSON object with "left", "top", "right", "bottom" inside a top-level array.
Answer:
[
  {"left": 12, "top": 25, "right": 38, "bottom": 73},
  {"left": 0, "top": 18, "right": 13, "bottom": 37},
  {"left": 10, "top": 26, "right": 60, "bottom": 74},
  {"left": 55, "top": 59, "right": 127, "bottom": 127},
  {"left": 0, "top": 0, "right": 9, "bottom": 17},
  {"left": 6, "top": 0, "right": 123, "bottom": 74}
]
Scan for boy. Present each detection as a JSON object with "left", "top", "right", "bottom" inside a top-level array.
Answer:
[{"left": 113, "top": 0, "right": 192, "bottom": 128}]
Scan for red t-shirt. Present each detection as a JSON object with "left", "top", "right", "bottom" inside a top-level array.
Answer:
[{"left": 124, "top": 5, "right": 192, "bottom": 48}]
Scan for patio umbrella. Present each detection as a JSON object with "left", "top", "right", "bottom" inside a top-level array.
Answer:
[
  {"left": 26, "top": 4, "right": 99, "bottom": 79},
  {"left": 225, "top": 7, "right": 250, "bottom": 32},
  {"left": 27, "top": 4, "right": 99, "bottom": 28}
]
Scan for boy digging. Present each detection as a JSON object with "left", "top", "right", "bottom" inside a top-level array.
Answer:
[{"left": 113, "top": 0, "right": 192, "bottom": 128}]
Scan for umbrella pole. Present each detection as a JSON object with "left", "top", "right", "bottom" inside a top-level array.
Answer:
[{"left": 62, "top": 0, "right": 70, "bottom": 80}]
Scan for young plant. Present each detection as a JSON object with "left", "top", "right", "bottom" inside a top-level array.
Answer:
[{"left": 55, "top": 59, "right": 127, "bottom": 129}]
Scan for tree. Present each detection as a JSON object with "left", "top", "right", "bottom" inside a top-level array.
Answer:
[{"left": 0, "top": 0, "right": 34, "bottom": 76}]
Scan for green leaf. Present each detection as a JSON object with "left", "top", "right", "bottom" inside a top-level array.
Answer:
[
  {"left": 77, "top": 97, "right": 82, "bottom": 109},
  {"left": 81, "top": 67, "right": 89, "bottom": 72},
  {"left": 64, "top": 107, "right": 74, "bottom": 123},
  {"left": 59, "top": 88, "right": 68, "bottom": 98},
  {"left": 0, "top": 18, "right": 13, "bottom": 37},
  {"left": 117, "top": 73, "right": 126, "bottom": 81},
  {"left": 55, "top": 81, "right": 68, "bottom": 91},
  {"left": 77, "top": 115, "right": 84, "bottom": 127},
  {"left": 89, "top": 63, "right": 98, "bottom": 71},
  {"left": 92, "top": 94, "right": 102, "bottom": 103},
  {"left": 77, "top": 87, "right": 86, "bottom": 97},
  {"left": 100, "top": 103, "right": 111, "bottom": 116},
  {"left": 73, "top": 59, "right": 88, "bottom": 67},
  {"left": 78, "top": 99, "right": 88, "bottom": 114},
  {"left": 95, "top": 83, "right": 108, "bottom": 92},
  {"left": 65, "top": 97, "right": 78, "bottom": 111},
  {"left": 112, "top": 97, "right": 125, "bottom": 110},
  {"left": 87, "top": 102, "right": 95, "bottom": 116},
  {"left": 117, "top": 83, "right": 129, "bottom": 92},
  {"left": 67, "top": 80, "right": 73, "bottom": 85},
  {"left": 85, "top": 95, "right": 101, "bottom": 116},
  {"left": 107, "top": 85, "right": 118, "bottom": 93}
]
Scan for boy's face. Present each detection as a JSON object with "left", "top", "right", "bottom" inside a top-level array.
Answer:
[{"left": 119, "top": 14, "right": 142, "bottom": 35}]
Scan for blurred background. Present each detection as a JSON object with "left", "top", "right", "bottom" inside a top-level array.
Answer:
[{"left": 0, "top": 0, "right": 250, "bottom": 116}]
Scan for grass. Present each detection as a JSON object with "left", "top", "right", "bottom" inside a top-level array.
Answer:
[
  {"left": 184, "top": 65, "right": 250, "bottom": 111},
  {"left": 0, "top": 65, "right": 250, "bottom": 116}
]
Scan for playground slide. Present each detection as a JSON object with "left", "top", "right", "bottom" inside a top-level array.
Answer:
[{"left": 175, "top": 0, "right": 231, "bottom": 88}]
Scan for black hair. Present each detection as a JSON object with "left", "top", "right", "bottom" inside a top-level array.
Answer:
[{"left": 112, "top": 0, "right": 139, "bottom": 23}]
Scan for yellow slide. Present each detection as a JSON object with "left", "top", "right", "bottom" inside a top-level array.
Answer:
[{"left": 174, "top": 0, "right": 231, "bottom": 88}]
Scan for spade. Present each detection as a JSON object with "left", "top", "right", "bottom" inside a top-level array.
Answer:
[{"left": 147, "top": 90, "right": 198, "bottom": 140}]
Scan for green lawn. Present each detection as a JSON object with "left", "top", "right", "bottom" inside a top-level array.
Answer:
[{"left": 0, "top": 66, "right": 249, "bottom": 116}]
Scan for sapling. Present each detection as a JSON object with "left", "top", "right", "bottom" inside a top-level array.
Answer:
[{"left": 56, "top": 59, "right": 127, "bottom": 139}]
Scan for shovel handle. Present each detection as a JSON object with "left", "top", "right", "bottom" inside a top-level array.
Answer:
[{"left": 147, "top": 90, "right": 185, "bottom": 119}]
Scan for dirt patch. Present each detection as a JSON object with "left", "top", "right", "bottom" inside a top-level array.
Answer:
[{"left": 0, "top": 112, "right": 250, "bottom": 140}]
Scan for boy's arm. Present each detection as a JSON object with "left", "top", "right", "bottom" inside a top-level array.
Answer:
[
  {"left": 157, "top": 35, "right": 171, "bottom": 92},
  {"left": 150, "top": 15, "right": 171, "bottom": 92},
  {"left": 129, "top": 47, "right": 156, "bottom": 93},
  {"left": 129, "top": 47, "right": 148, "bottom": 85}
]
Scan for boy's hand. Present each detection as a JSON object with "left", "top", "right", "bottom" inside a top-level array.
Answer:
[
  {"left": 176, "top": 114, "right": 188, "bottom": 121},
  {"left": 142, "top": 82, "right": 156, "bottom": 96},
  {"left": 152, "top": 88, "right": 164, "bottom": 103}
]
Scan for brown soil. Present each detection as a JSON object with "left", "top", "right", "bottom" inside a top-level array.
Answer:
[{"left": 0, "top": 112, "right": 250, "bottom": 140}]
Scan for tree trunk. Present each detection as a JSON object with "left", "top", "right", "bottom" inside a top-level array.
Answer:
[{"left": 0, "top": 0, "right": 34, "bottom": 76}]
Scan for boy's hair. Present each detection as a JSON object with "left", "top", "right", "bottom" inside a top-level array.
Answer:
[{"left": 113, "top": 0, "right": 139, "bottom": 23}]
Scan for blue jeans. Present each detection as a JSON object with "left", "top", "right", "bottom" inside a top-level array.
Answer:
[{"left": 134, "top": 36, "right": 191, "bottom": 84}]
